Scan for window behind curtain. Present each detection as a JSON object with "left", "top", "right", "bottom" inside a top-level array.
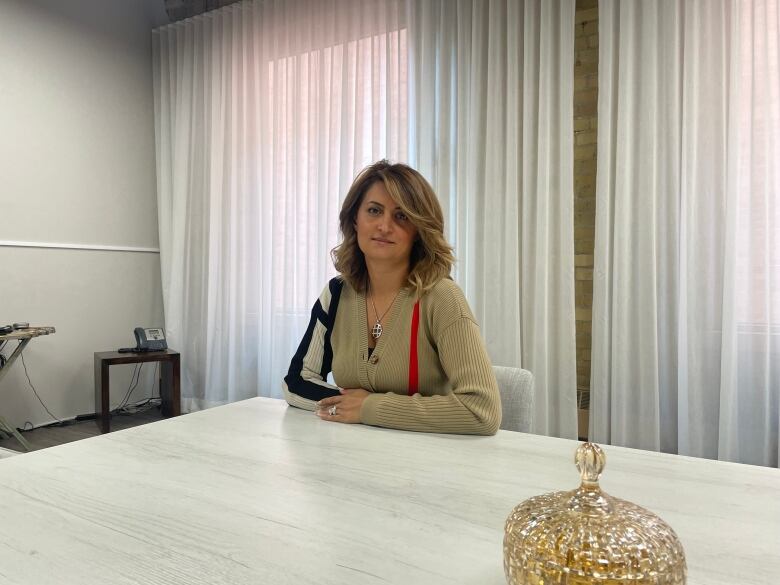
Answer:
[{"left": 267, "top": 29, "right": 408, "bottom": 313}]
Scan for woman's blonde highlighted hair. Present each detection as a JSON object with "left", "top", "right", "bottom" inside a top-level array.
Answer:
[{"left": 331, "top": 160, "right": 455, "bottom": 295}]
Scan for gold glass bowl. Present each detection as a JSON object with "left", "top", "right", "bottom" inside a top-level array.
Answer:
[{"left": 504, "top": 443, "right": 687, "bottom": 584}]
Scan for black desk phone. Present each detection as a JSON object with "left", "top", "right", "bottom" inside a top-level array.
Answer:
[{"left": 118, "top": 327, "right": 168, "bottom": 353}]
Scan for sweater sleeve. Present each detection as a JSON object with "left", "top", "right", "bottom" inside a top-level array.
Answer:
[
  {"left": 282, "top": 278, "right": 343, "bottom": 411},
  {"left": 359, "top": 315, "right": 502, "bottom": 435}
]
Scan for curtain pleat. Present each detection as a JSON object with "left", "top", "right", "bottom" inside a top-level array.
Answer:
[{"left": 409, "top": 0, "right": 578, "bottom": 438}]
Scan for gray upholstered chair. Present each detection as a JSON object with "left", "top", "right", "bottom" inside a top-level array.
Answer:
[{"left": 493, "top": 365, "right": 534, "bottom": 433}]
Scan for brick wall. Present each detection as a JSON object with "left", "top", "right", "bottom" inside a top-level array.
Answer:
[{"left": 573, "top": 0, "right": 598, "bottom": 439}]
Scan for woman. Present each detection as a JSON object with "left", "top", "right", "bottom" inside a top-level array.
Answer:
[{"left": 283, "top": 160, "right": 501, "bottom": 435}]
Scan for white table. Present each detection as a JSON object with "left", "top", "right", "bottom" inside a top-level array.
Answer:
[{"left": 0, "top": 397, "right": 777, "bottom": 584}]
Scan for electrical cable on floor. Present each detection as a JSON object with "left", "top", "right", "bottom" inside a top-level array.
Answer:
[
  {"left": 114, "top": 363, "right": 161, "bottom": 415},
  {"left": 10, "top": 360, "right": 162, "bottom": 436},
  {"left": 20, "top": 353, "right": 63, "bottom": 425},
  {"left": 116, "top": 396, "right": 162, "bottom": 416}
]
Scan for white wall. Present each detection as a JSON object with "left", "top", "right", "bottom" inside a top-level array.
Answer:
[{"left": 0, "top": 0, "right": 169, "bottom": 430}]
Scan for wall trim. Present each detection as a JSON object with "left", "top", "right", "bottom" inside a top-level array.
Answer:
[{"left": 0, "top": 241, "right": 160, "bottom": 254}]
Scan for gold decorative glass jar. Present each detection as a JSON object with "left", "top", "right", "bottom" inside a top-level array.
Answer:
[{"left": 504, "top": 443, "right": 687, "bottom": 584}]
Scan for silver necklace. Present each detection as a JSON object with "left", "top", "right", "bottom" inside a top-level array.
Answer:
[{"left": 368, "top": 284, "right": 401, "bottom": 339}]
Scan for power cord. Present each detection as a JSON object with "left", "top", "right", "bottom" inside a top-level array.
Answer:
[
  {"left": 20, "top": 352, "right": 63, "bottom": 425},
  {"left": 113, "top": 363, "right": 143, "bottom": 412},
  {"left": 113, "top": 363, "right": 161, "bottom": 415},
  {"left": 16, "top": 360, "right": 161, "bottom": 433},
  {"left": 116, "top": 396, "right": 162, "bottom": 416}
]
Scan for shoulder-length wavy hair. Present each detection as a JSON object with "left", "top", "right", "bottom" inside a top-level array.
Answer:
[{"left": 331, "top": 160, "right": 455, "bottom": 295}]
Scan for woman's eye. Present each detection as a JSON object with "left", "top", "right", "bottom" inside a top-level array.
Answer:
[
  {"left": 368, "top": 207, "right": 381, "bottom": 215},
  {"left": 395, "top": 212, "right": 408, "bottom": 222}
]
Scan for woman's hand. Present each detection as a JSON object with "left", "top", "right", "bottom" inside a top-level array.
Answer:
[{"left": 316, "top": 388, "right": 370, "bottom": 424}]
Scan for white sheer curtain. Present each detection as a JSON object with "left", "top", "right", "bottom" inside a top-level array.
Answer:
[
  {"left": 153, "top": 0, "right": 407, "bottom": 410},
  {"left": 592, "top": 0, "right": 780, "bottom": 466},
  {"left": 408, "top": 0, "right": 578, "bottom": 438}
]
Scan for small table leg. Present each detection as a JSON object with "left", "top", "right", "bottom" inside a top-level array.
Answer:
[
  {"left": 0, "top": 414, "right": 31, "bottom": 451},
  {"left": 0, "top": 338, "right": 34, "bottom": 451},
  {"left": 159, "top": 356, "right": 181, "bottom": 418},
  {"left": 94, "top": 360, "right": 111, "bottom": 433}
]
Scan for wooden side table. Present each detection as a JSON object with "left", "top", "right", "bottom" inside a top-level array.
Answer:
[{"left": 94, "top": 350, "right": 180, "bottom": 433}]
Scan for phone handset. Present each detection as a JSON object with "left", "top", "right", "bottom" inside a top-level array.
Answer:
[{"left": 118, "top": 327, "right": 168, "bottom": 353}]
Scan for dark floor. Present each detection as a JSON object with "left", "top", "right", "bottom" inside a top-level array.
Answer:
[{"left": 0, "top": 407, "right": 165, "bottom": 453}]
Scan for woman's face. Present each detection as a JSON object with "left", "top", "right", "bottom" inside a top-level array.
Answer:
[{"left": 355, "top": 181, "right": 418, "bottom": 269}]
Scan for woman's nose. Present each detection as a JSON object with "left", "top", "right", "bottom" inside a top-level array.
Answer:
[{"left": 377, "top": 214, "right": 392, "bottom": 232}]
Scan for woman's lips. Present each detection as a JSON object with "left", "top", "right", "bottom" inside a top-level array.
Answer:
[{"left": 372, "top": 238, "right": 394, "bottom": 244}]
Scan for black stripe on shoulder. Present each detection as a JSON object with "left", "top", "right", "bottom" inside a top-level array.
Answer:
[
  {"left": 284, "top": 278, "right": 344, "bottom": 402},
  {"left": 320, "top": 277, "right": 344, "bottom": 379}
]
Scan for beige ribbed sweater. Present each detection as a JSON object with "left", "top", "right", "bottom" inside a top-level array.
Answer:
[{"left": 329, "top": 278, "right": 501, "bottom": 435}]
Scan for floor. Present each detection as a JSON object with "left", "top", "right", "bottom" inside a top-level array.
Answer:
[{"left": 0, "top": 407, "right": 165, "bottom": 453}]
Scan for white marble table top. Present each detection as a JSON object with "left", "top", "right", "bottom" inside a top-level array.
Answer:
[{"left": 0, "top": 397, "right": 778, "bottom": 584}]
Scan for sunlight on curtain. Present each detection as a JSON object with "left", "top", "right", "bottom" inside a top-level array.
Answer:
[
  {"left": 718, "top": 0, "right": 780, "bottom": 465},
  {"left": 592, "top": 0, "right": 780, "bottom": 466}
]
